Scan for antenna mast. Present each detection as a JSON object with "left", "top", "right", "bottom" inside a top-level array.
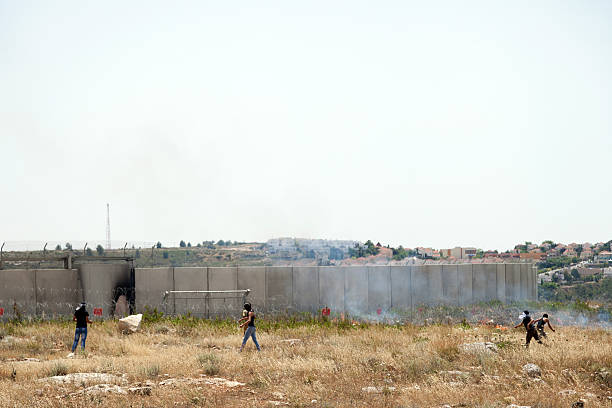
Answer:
[{"left": 106, "top": 203, "right": 111, "bottom": 249}]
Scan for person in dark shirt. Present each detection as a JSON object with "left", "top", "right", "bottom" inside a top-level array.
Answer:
[
  {"left": 536, "top": 313, "right": 556, "bottom": 338},
  {"left": 514, "top": 310, "right": 543, "bottom": 348},
  {"left": 71, "top": 302, "right": 93, "bottom": 354},
  {"left": 238, "top": 303, "right": 261, "bottom": 352}
]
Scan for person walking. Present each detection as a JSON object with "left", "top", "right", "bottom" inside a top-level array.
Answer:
[
  {"left": 238, "top": 303, "right": 261, "bottom": 352},
  {"left": 69, "top": 302, "right": 92, "bottom": 356},
  {"left": 514, "top": 310, "right": 542, "bottom": 348}
]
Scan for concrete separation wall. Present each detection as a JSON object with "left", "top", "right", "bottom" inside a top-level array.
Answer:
[
  {"left": 135, "top": 267, "right": 173, "bottom": 313},
  {"left": 390, "top": 266, "right": 411, "bottom": 311},
  {"left": 36, "top": 269, "right": 82, "bottom": 317},
  {"left": 1, "top": 263, "right": 538, "bottom": 319},
  {"left": 344, "top": 266, "right": 368, "bottom": 315},
  {"left": 79, "top": 263, "right": 130, "bottom": 318},
  {"left": 0, "top": 269, "right": 36, "bottom": 317},
  {"left": 293, "top": 266, "right": 318, "bottom": 313}
]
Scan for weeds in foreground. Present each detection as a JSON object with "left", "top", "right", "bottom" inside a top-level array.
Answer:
[
  {"left": 198, "top": 353, "right": 220, "bottom": 375},
  {"left": 140, "top": 363, "right": 160, "bottom": 379},
  {"left": 46, "top": 362, "right": 69, "bottom": 377}
]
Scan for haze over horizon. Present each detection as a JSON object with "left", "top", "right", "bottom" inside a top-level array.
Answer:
[{"left": 2, "top": 1, "right": 611, "bottom": 252}]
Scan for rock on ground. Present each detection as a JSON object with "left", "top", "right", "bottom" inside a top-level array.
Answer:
[
  {"left": 42, "top": 372, "right": 127, "bottom": 385},
  {"left": 522, "top": 363, "right": 541, "bottom": 378},
  {"left": 118, "top": 314, "right": 143, "bottom": 334},
  {"left": 460, "top": 342, "right": 498, "bottom": 354},
  {"left": 158, "top": 376, "right": 245, "bottom": 388},
  {"left": 76, "top": 384, "right": 127, "bottom": 395},
  {"left": 361, "top": 386, "right": 396, "bottom": 393},
  {"left": 439, "top": 370, "right": 469, "bottom": 379},
  {"left": 558, "top": 389, "right": 577, "bottom": 395},
  {"left": 128, "top": 386, "right": 152, "bottom": 395}
]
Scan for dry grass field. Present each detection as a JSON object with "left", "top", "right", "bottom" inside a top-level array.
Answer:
[{"left": 1, "top": 317, "right": 611, "bottom": 408}]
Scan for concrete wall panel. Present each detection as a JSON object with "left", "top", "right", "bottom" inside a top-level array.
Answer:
[
  {"left": 484, "top": 264, "right": 497, "bottom": 301},
  {"left": 343, "top": 266, "right": 368, "bottom": 316},
  {"left": 505, "top": 264, "right": 521, "bottom": 302},
  {"left": 319, "top": 266, "right": 344, "bottom": 314},
  {"left": 0, "top": 269, "right": 36, "bottom": 317},
  {"left": 265, "top": 267, "right": 293, "bottom": 312},
  {"left": 292, "top": 267, "right": 318, "bottom": 313},
  {"left": 36, "top": 269, "right": 82, "bottom": 317},
  {"left": 531, "top": 266, "right": 537, "bottom": 301},
  {"left": 458, "top": 264, "right": 473, "bottom": 306},
  {"left": 496, "top": 264, "right": 506, "bottom": 303},
  {"left": 520, "top": 263, "right": 529, "bottom": 301},
  {"left": 426, "top": 265, "right": 443, "bottom": 305},
  {"left": 390, "top": 266, "right": 411, "bottom": 310},
  {"left": 173, "top": 267, "right": 207, "bottom": 316},
  {"left": 368, "top": 266, "right": 391, "bottom": 312},
  {"left": 472, "top": 264, "right": 487, "bottom": 303},
  {"left": 411, "top": 266, "right": 428, "bottom": 306},
  {"left": 208, "top": 267, "right": 238, "bottom": 316},
  {"left": 441, "top": 265, "right": 459, "bottom": 305},
  {"left": 135, "top": 267, "right": 174, "bottom": 313},
  {"left": 80, "top": 263, "right": 131, "bottom": 317},
  {"left": 238, "top": 266, "right": 266, "bottom": 310}
]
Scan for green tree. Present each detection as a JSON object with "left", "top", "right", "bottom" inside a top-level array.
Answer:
[
  {"left": 156, "top": 242, "right": 162, "bottom": 249},
  {"left": 96, "top": 244, "right": 104, "bottom": 255},
  {"left": 179, "top": 240, "right": 186, "bottom": 248},
  {"left": 217, "top": 240, "right": 225, "bottom": 246},
  {"left": 392, "top": 245, "right": 409, "bottom": 261},
  {"left": 187, "top": 242, "right": 191, "bottom": 247},
  {"left": 65, "top": 242, "right": 72, "bottom": 250},
  {"left": 570, "top": 268, "right": 580, "bottom": 280},
  {"left": 55, "top": 244, "right": 61, "bottom": 251},
  {"left": 86, "top": 248, "right": 93, "bottom": 256}
]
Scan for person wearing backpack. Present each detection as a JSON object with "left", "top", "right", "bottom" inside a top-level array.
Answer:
[
  {"left": 536, "top": 313, "right": 555, "bottom": 338},
  {"left": 513, "top": 310, "right": 543, "bottom": 348}
]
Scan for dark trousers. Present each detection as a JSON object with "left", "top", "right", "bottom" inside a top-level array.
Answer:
[{"left": 526, "top": 327, "right": 541, "bottom": 347}]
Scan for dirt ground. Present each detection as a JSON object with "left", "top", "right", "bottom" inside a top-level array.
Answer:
[{"left": 0, "top": 318, "right": 611, "bottom": 407}]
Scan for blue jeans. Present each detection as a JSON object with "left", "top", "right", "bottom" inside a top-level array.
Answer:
[
  {"left": 72, "top": 327, "right": 87, "bottom": 352},
  {"left": 241, "top": 326, "right": 260, "bottom": 351}
]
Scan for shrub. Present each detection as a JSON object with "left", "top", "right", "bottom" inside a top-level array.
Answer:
[
  {"left": 198, "top": 353, "right": 220, "bottom": 375},
  {"left": 141, "top": 364, "right": 160, "bottom": 378},
  {"left": 47, "top": 362, "right": 69, "bottom": 377}
]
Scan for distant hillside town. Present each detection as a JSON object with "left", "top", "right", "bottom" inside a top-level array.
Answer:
[{"left": 264, "top": 238, "right": 612, "bottom": 267}]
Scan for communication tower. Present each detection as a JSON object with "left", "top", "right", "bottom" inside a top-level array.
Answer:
[{"left": 106, "top": 203, "right": 111, "bottom": 249}]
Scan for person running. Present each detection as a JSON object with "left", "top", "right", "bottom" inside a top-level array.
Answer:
[
  {"left": 238, "top": 303, "right": 261, "bottom": 352},
  {"left": 536, "top": 313, "right": 555, "bottom": 338},
  {"left": 70, "top": 302, "right": 93, "bottom": 356},
  {"left": 513, "top": 310, "right": 542, "bottom": 348}
]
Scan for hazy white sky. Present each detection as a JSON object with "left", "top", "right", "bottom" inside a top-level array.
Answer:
[{"left": 1, "top": 1, "right": 611, "bottom": 251}]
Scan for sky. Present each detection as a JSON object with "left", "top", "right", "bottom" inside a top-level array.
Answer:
[{"left": 1, "top": 1, "right": 611, "bottom": 252}]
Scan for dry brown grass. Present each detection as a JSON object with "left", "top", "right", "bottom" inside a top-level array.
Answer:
[{"left": 0, "top": 319, "right": 611, "bottom": 407}]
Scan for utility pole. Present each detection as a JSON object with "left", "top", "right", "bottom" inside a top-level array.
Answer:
[{"left": 106, "top": 203, "right": 111, "bottom": 250}]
